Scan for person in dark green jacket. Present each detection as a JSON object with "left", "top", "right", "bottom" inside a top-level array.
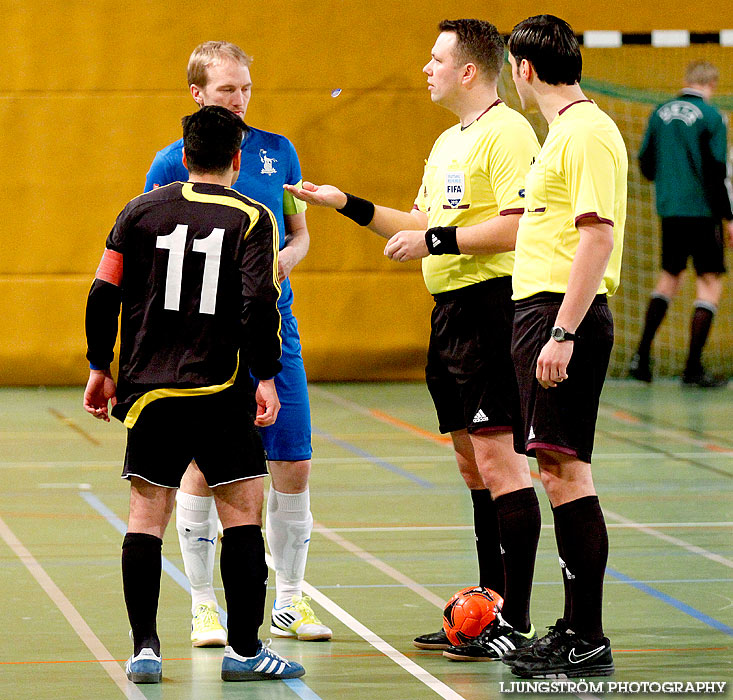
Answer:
[{"left": 630, "top": 60, "right": 733, "bottom": 387}]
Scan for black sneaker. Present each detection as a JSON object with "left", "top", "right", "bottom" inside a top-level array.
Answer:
[
  {"left": 510, "top": 627, "right": 614, "bottom": 678},
  {"left": 442, "top": 614, "right": 536, "bottom": 662},
  {"left": 413, "top": 628, "right": 451, "bottom": 650},
  {"left": 629, "top": 353, "right": 652, "bottom": 382},
  {"left": 681, "top": 371, "right": 728, "bottom": 388},
  {"left": 501, "top": 618, "right": 568, "bottom": 666}
]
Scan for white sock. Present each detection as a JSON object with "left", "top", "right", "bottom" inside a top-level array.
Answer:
[
  {"left": 266, "top": 488, "right": 313, "bottom": 609},
  {"left": 176, "top": 491, "right": 218, "bottom": 613}
]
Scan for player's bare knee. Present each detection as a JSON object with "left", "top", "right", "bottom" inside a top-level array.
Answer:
[{"left": 269, "top": 459, "right": 311, "bottom": 493}]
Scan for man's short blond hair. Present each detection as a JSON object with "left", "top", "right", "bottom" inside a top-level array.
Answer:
[
  {"left": 187, "top": 41, "right": 253, "bottom": 88},
  {"left": 684, "top": 60, "right": 719, "bottom": 87}
]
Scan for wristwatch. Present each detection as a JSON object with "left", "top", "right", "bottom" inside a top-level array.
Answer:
[{"left": 550, "top": 326, "right": 577, "bottom": 342}]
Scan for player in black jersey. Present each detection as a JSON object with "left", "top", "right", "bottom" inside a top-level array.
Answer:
[{"left": 83, "top": 106, "right": 305, "bottom": 683}]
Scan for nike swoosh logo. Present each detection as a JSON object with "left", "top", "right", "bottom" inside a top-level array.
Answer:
[{"left": 568, "top": 646, "right": 605, "bottom": 664}]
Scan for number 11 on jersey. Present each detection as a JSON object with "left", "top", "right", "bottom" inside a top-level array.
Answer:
[{"left": 156, "top": 225, "right": 225, "bottom": 315}]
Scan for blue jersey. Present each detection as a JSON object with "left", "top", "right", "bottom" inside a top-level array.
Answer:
[{"left": 145, "top": 125, "right": 307, "bottom": 315}]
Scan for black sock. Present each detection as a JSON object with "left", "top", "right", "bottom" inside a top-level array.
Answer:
[
  {"left": 470, "top": 489, "right": 505, "bottom": 597},
  {"left": 221, "top": 524, "right": 268, "bottom": 657},
  {"left": 121, "top": 532, "right": 162, "bottom": 656},
  {"left": 637, "top": 294, "right": 669, "bottom": 358},
  {"left": 552, "top": 496, "right": 608, "bottom": 642},
  {"left": 551, "top": 505, "right": 572, "bottom": 624},
  {"left": 685, "top": 302, "right": 715, "bottom": 376},
  {"left": 493, "top": 487, "right": 541, "bottom": 633}
]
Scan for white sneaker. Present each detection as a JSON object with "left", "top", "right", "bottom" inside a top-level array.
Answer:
[
  {"left": 270, "top": 595, "right": 332, "bottom": 641},
  {"left": 191, "top": 601, "right": 227, "bottom": 647}
]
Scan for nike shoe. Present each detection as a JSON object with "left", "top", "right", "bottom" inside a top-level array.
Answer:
[
  {"left": 502, "top": 618, "right": 567, "bottom": 666},
  {"left": 510, "top": 627, "right": 614, "bottom": 678},
  {"left": 191, "top": 601, "right": 227, "bottom": 647},
  {"left": 442, "top": 614, "right": 536, "bottom": 661},
  {"left": 413, "top": 628, "right": 451, "bottom": 650},
  {"left": 270, "top": 595, "right": 332, "bottom": 641},
  {"left": 125, "top": 648, "right": 162, "bottom": 684},
  {"left": 221, "top": 640, "right": 306, "bottom": 681},
  {"left": 628, "top": 353, "right": 652, "bottom": 383}
]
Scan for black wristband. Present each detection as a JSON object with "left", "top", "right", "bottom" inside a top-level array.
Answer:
[
  {"left": 425, "top": 226, "right": 459, "bottom": 255},
  {"left": 336, "top": 192, "right": 375, "bottom": 226}
]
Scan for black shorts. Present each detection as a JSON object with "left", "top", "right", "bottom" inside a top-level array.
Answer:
[
  {"left": 511, "top": 293, "right": 613, "bottom": 464},
  {"left": 426, "top": 276, "right": 520, "bottom": 435},
  {"left": 661, "top": 217, "right": 726, "bottom": 275},
  {"left": 122, "top": 387, "right": 268, "bottom": 488}
]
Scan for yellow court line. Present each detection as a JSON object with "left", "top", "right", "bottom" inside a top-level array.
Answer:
[{"left": 0, "top": 515, "right": 146, "bottom": 699}]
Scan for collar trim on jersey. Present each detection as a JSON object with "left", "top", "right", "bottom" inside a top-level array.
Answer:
[
  {"left": 557, "top": 99, "right": 594, "bottom": 116},
  {"left": 461, "top": 98, "right": 503, "bottom": 130}
]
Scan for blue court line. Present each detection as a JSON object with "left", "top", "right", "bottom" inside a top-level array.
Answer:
[
  {"left": 311, "top": 426, "right": 435, "bottom": 489},
  {"left": 80, "top": 491, "right": 321, "bottom": 700},
  {"left": 606, "top": 567, "right": 733, "bottom": 636}
]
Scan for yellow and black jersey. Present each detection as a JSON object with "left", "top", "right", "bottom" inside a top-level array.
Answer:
[
  {"left": 513, "top": 100, "right": 628, "bottom": 300},
  {"left": 414, "top": 100, "right": 540, "bottom": 295},
  {"left": 85, "top": 181, "right": 282, "bottom": 426}
]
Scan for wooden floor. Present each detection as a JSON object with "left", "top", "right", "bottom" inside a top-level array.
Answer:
[{"left": 0, "top": 380, "right": 731, "bottom": 699}]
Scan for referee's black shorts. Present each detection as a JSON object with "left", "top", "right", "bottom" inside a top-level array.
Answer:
[
  {"left": 122, "top": 386, "right": 268, "bottom": 488},
  {"left": 511, "top": 293, "right": 613, "bottom": 464},
  {"left": 426, "top": 276, "right": 520, "bottom": 435},
  {"left": 661, "top": 216, "right": 727, "bottom": 276}
]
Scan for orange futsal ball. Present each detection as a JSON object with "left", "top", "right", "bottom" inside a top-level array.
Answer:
[{"left": 442, "top": 586, "right": 504, "bottom": 645}]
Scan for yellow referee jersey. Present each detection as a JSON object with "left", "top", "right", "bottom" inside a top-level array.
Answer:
[
  {"left": 512, "top": 100, "right": 628, "bottom": 301},
  {"left": 414, "top": 100, "right": 540, "bottom": 295}
]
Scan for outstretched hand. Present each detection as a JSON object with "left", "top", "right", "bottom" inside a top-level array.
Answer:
[{"left": 283, "top": 181, "right": 347, "bottom": 209}]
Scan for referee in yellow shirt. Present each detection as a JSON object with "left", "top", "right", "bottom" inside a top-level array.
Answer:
[
  {"left": 287, "top": 19, "right": 542, "bottom": 661},
  {"left": 502, "top": 15, "right": 627, "bottom": 679}
]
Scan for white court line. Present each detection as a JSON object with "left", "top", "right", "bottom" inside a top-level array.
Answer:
[
  {"left": 0, "top": 448, "right": 730, "bottom": 469},
  {"left": 604, "top": 509, "right": 733, "bottom": 569},
  {"left": 290, "top": 556, "right": 467, "bottom": 700},
  {"left": 313, "top": 391, "right": 733, "bottom": 576},
  {"left": 314, "top": 522, "right": 733, "bottom": 533},
  {"left": 0, "top": 514, "right": 144, "bottom": 699},
  {"left": 599, "top": 405, "right": 733, "bottom": 453},
  {"left": 314, "top": 521, "right": 445, "bottom": 609},
  {"left": 80, "top": 491, "right": 467, "bottom": 700}
]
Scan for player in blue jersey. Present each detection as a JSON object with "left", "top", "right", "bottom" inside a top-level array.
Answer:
[{"left": 145, "top": 41, "right": 330, "bottom": 645}]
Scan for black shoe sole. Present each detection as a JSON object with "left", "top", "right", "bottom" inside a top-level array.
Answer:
[{"left": 512, "top": 662, "right": 615, "bottom": 679}]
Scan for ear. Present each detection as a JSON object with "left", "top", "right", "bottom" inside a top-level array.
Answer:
[
  {"left": 231, "top": 150, "right": 242, "bottom": 173},
  {"left": 519, "top": 58, "right": 533, "bottom": 82},
  {"left": 462, "top": 62, "right": 478, "bottom": 85},
  {"left": 190, "top": 84, "right": 204, "bottom": 106},
  {"left": 182, "top": 149, "right": 188, "bottom": 171}
]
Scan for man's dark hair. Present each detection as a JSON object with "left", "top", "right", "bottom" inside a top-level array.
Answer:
[
  {"left": 182, "top": 105, "right": 245, "bottom": 174},
  {"left": 438, "top": 19, "right": 504, "bottom": 81},
  {"left": 508, "top": 15, "right": 582, "bottom": 86}
]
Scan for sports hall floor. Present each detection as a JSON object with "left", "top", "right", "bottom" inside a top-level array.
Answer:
[{"left": 0, "top": 380, "right": 731, "bottom": 699}]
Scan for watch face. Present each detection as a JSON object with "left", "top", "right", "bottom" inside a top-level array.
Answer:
[{"left": 551, "top": 327, "right": 563, "bottom": 340}]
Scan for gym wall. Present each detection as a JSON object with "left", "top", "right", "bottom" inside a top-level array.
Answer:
[{"left": 1, "top": 1, "right": 731, "bottom": 383}]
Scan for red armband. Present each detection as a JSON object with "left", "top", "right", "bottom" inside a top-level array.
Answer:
[{"left": 95, "top": 249, "right": 123, "bottom": 286}]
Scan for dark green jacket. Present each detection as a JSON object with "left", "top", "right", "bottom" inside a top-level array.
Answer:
[{"left": 639, "top": 89, "right": 732, "bottom": 220}]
